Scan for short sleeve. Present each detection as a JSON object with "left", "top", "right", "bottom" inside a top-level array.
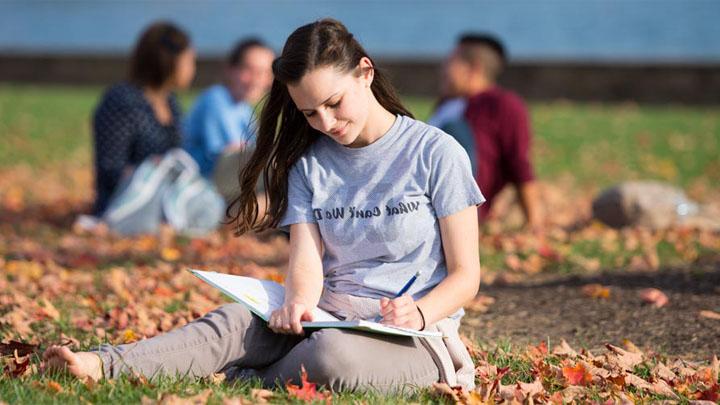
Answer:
[
  {"left": 429, "top": 135, "right": 485, "bottom": 218},
  {"left": 278, "top": 160, "right": 317, "bottom": 231}
]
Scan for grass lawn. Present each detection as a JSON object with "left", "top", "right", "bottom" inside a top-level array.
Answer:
[
  {"left": 2, "top": 84, "right": 719, "bottom": 189},
  {"left": 1, "top": 83, "right": 719, "bottom": 404}
]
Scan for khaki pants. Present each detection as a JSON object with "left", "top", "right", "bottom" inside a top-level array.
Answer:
[{"left": 92, "top": 304, "right": 439, "bottom": 393}]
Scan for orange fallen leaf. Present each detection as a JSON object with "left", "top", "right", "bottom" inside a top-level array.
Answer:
[
  {"left": 581, "top": 284, "right": 610, "bottom": 299},
  {"left": 562, "top": 362, "right": 592, "bottom": 386},
  {"left": 46, "top": 380, "right": 63, "bottom": 393},
  {"left": 161, "top": 247, "right": 181, "bottom": 262},
  {"left": 286, "top": 366, "right": 332, "bottom": 403},
  {"left": 122, "top": 329, "right": 139, "bottom": 343},
  {"left": 639, "top": 288, "right": 669, "bottom": 308}
]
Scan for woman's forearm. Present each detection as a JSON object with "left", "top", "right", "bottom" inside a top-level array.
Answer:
[
  {"left": 415, "top": 265, "right": 480, "bottom": 325},
  {"left": 284, "top": 264, "right": 324, "bottom": 308},
  {"left": 283, "top": 223, "right": 325, "bottom": 309}
]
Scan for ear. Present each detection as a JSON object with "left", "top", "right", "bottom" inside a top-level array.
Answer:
[{"left": 357, "top": 56, "right": 374, "bottom": 88}]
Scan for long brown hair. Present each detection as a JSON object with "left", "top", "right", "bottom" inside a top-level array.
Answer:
[{"left": 227, "top": 18, "right": 413, "bottom": 236}]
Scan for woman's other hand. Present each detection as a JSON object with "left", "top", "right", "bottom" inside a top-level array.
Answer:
[
  {"left": 379, "top": 295, "right": 424, "bottom": 330},
  {"left": 269, "top": 302, "right": 314, "bottom": 334}
]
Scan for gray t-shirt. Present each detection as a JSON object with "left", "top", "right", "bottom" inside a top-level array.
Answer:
[{"left": 279, "top": 114, "right": 485, "bottom": 302}]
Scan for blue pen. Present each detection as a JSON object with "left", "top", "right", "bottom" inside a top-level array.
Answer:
[{"left": 373, "top": 270, "right": 421, "bottom": 323}]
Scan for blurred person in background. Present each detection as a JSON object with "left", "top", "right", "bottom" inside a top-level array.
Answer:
[
  {"left": 429, "top": 33, "right": 542, "bottom": 230},
  {"left": 183, "top": 38, "right": 275, "bottom": 204},
  {"left": 90, "top": 21, "right": 196, "bottom": 217}
]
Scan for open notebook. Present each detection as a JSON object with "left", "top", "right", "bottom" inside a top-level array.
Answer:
[{"left": 189, "top": 269, "right": 442, "bottom": 338}]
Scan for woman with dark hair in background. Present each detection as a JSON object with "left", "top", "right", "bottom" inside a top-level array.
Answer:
[
  {"left": 91, "top": 21, "right": 196, "bottom": 216},
  {"left": 45, "top": 18, "right": 482, "bottom": 394}
]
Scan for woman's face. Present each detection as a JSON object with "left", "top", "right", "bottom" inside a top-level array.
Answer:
[
  {"left": 172, "top": 47, "right": 197, "bottom": 90},
  {"left": 287, "top": 60, "right": 373, "bottom": 147}
]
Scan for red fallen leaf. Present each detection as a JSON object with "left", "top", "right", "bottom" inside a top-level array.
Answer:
[
  {"left": 65, "top": 252, "right": 100, "bottom": 268},
  {"left": 153, "top": 286, "right": 175, "bottom": 297},
  {"left": 538, "top": 243, "right": 561, "bottom": 261},
  {"left": 694, "top": 383, "right": 719, "bottom": 402},
  {"left": 562, "top": 362, "right": 592, "bottom": 386},
  {"left": 286, "top": 365, "right": 332, "bottom": 403},
  {"left": 0, "top": 340, "right": 38, "bottom": 356},
  {"left": 639, "top": 288, "right": 669, "bottom": 308},
  {"left": 527, "top": 341, "right": 548, "bottom": 360}
]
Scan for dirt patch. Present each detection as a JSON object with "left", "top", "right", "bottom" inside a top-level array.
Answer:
[{"left": 463, "top": 260, "right": 720, "bottom": 360}]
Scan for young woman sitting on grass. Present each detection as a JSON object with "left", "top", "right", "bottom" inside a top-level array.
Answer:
[
  {"left": 44, "top": 18, "right": 484, "bottom": 393},
  {"left": 91, "top": 21, "right": 196, "bottom": 216}
]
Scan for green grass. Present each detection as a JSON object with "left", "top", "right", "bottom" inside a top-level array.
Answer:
[
  {"left": 1, "top": 371, "right": 445, "bottom": 404},
  {"left": 2, "top": 84, "right": 718, "bottom": 189}
]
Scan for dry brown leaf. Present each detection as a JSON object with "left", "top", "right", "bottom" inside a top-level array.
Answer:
[
  {"left": 622, "top": 339, "right": 644, "bottom": 355},
  {"left": 431, "top": 382, "right": 465, "bottom": 402},
  {"left": 606, "top": 344, "right": 644, "bottom": 371},
  {"left": 699, "top": 310, "right": 720, "bottom": 320},
  {"left": 147, "top": 389, "right": 212, "bottom": 405},
  {"left": 250, "top": 388, "right": 274, "bottom": 403},
  {"left": 653, "top": 362, "right": 678, "bottom": 382},
  {"left": 552, "top": 339, "right": 578, "bottom": 358},
  {"left": 221, "top": 397, "right": 252, "bottom": 405}
]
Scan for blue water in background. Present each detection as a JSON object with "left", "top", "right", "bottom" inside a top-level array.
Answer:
[{"left": 1, "top": 0, "right": 719, "bottom": 62}]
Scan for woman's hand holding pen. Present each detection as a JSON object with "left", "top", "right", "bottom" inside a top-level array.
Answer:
[
  {"left": 379, "top": 295, "right": 425, "bottom": 330},
  {"left": 269, "top": 302, "right": 314, "bottom": 335}
]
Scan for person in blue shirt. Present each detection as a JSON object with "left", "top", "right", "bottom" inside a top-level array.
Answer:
[{"left": 183, "top": 39, "right": 275, "bottom": 188}]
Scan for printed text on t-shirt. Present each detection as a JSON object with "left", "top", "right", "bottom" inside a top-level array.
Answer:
[{"left": 313, "top": 201, "right": 422, "bottom": 221}]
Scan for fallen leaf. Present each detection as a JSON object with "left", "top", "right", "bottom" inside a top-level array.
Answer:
[
  {"left": 652, "top": 362, "right": 678, "bottom": 382},
  {"left": 622, "top": 339, "right": 643, "bottom": 355},
  {"left": 562, "top": 362, "right": 592, "bottom": 386},
  {"left": 699, "top": 310, "right": 720, "bottom": 320},
  {"left": 431, "top": 382, "right": 464, "bottom": 402},
  {"left": 286, "top": 366, "right": 332, "bottom": 403},
  {"left": 46, "top": 380, "right": 63, "bottom": 393},
  {"left": 552, "top": 339, "right": 579, "bottom": 358},
  {"left": 161, "top": 247, "right": 181, "bottom": 262},
  {"left": 250, "top": 388, "right": 273, "bottom": 403},
  {"left": 606, "top": 344, "right": 644, "bottom": 371},
  {"left": 639, "top": 288, "right": 669, "bottom": 308},
  {"left": 581, "top": 283, "right": 611, "bottom": 299},
  {"left": 148, "top": 389, "right": 212, "bottom": 405},
  {"left": 121, "top": 329, "right": 140, "bottom": 344}
]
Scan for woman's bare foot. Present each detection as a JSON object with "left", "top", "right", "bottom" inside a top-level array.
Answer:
[{"left": 42, "top": 345, "right": 103, "bottom": 382}]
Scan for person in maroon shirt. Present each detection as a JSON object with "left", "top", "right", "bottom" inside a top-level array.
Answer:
[{"left": 436, "top": 33, "right": 542, "bottom": 229}]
